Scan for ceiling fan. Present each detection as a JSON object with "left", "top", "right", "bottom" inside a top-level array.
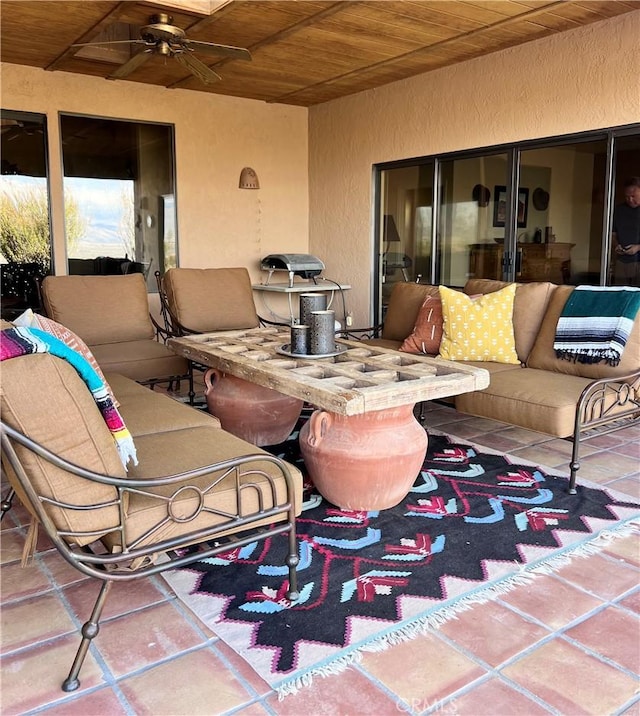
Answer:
[{"left": 72, "top": 13, "right": 251, "bottom": 85}]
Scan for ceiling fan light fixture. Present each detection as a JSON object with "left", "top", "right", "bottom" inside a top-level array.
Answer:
[{"left": 239, "top": 167, "right": 259, "bottom": 189}]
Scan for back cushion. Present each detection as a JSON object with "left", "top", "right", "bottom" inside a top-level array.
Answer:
[
  {"left": 1, "top": 354, "right": 124, "bottom": 544},
  {"left": 163, "top": 267, "right": 260, "bottom": 332},
  {"left": 382, "top": 283, "right": 441, "bottom": 342},
  {"left": 527, "top": 285, "right": 640, "bottom": 378},
  {"left": 464, "top": 279, "right": 556, "bottom": 363},
  {"left": 41, "top": 274, "right": 154, "bottom": 346}
]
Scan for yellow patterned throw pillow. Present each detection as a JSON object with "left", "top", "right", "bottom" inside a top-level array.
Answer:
[{"left": 438, "top": 284, "right": 519, "bottom": 364}]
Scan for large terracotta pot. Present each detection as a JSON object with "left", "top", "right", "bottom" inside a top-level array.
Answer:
[
  {"left": 204, "top": 369, "right": 303, "bottom": 446},
  {"left": 299, "top": 405, "right": 428, "bottom": 511}
]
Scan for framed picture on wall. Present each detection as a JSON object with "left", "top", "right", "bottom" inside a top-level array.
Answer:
[{"left": 493, "top": 186, "right": 529, "bottom": 228}]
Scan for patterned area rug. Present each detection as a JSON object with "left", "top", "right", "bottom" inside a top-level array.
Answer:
[{"left": 162, "top": 426, "right": 640, "bottom": 696}]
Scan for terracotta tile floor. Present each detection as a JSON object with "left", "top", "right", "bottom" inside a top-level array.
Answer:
[{"left": 2, "top": 400, "right": 639, "bottom": 716}]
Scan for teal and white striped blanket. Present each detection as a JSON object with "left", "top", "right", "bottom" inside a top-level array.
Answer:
[{"left": 553, "top": 286, "right": 640, "bottom": 366}]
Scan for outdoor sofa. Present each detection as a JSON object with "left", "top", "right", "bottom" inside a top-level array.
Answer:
[
  {"left": 0, "top": 317, "right": 303, "bottom": 692},
  {"left": 355, "top": 278, "right": 640, "bottom": 492},
  {"left": 351, "top": 279, "right": 640, "bottom": 492}
]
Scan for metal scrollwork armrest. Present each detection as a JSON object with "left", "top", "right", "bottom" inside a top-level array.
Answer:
[
  {"left": 568, "top": 370, "right": 640, "bottom": 494},
  {"left": 336, "top": 325, "right": 382, "bottom": 341}
]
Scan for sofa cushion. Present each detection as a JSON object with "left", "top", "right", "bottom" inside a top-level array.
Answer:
[
  {"left": 527, "top": 286, "right": 640, "bottom": 379},
  {"left": 90, "top": 340, "right": 188, "bottom": 383},
  {"left": 439, "top": 284, "right": 519, "bottom": 364},
  {"left": 41, "top": 274, "right": 155, "bottom": 345},
  {"left": 464, "top": 279, "right": 556, "bottom": 363},
  {"left": 455, "top": 367, "right": 595, "bottom": 437},
  {"left": 163, "top": 267, "right": 260, "bottom": 333},
  {"left": 0, "top": 354, "right": 123, "bottom": 544},
  {"left": 400, "top": 293, "right": 443, "bottom": 355},
  {"left": 361, "top": 337, "right": 404, "bottom": 351},
  {"left": 106, "top": 372, "right": 222, "bottom": 435},
  {"left": 381, "top": 283, "right": 441, "bottom": 342},
  {"left": 102, "top": 426, "right": 303, "bottom": 551},
  {"left": 14, "top": 308, "right": 119, "bottom": 406}
]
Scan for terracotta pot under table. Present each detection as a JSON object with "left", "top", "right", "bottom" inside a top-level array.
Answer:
[
  {"left": 300, "top": 405, "right": 428, "bottom": 511},
  {"left": 204, "top": 369, "right": 303, "bottom": 447}
]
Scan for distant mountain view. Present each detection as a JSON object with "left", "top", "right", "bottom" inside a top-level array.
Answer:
[
  {"left": 65, "top": 177, "right": 134, "bottom": 259},
  {"left": 0, "top": 174, "right": 133, "bottom": 260}
]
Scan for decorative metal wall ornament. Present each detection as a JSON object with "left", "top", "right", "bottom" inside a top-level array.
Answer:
[
  {"left": 472, "top": 184, "right": 491, "bottom": 207},
  {"left": 533, "top": 187, "right": 550, "bottom": 211},
  {"left": 239, "top": 167, "right": 260, "bottom": 189}
]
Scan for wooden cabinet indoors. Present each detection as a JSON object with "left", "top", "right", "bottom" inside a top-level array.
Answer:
[{"left": 468, "top": 242, "right": 574, "bottom": 283}]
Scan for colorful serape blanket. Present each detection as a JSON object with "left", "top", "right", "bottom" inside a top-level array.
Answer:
[
  {"left": 553, "top": 285, "right": 640, "bottom": 366},
  {"left": 0, "top": 326, "right": 138, "bottom": 469}
]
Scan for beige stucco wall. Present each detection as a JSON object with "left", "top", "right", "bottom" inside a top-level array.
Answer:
[
  {"left": 0, "top": 63, "right": 309, "bottom": 311},
  {"left": 309, "top": 11, "right": 640, "bottom": 325}
]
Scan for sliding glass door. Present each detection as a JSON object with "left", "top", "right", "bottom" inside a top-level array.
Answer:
[
  {"left": 438, "top": 152, "right": 509, "bottom": 287},
  {"left": 378, "top": 161, "right": 434, "bottom": 320},
  {"left": 374, "top": 124, "right": 639, "bottom": 322},
  {"left": 519, "top": 139, "right": 608, "bottom": 286}
]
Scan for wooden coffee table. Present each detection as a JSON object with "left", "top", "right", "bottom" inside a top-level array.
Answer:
[{"left": 169, "top": 327, "right": 489, "bottom": 510}]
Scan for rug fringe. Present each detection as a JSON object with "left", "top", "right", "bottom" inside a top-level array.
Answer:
[
  {"left": 277, "top": 653, "right": 363, "bottom": 698},
  {"left": 529, "top": 518, "right": 640, "bottom": 575},
  {"left": 276, "top": 518, "right": 640, "bottom": 699}
]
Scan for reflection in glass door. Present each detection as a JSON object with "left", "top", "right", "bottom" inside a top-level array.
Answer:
[
  {"left": 378, "top": 162, "right": 434, "bottom": 320},
  {"left": 438, "top": 153, "right": 509, "bottom": 286},
  {"left": 610, "top": 134, "right": 640, "bottom": 286},
  {"left": 519, "top": 139, "right": 607, "bottom": 285}
]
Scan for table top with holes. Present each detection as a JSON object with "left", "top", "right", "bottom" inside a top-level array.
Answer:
[{"left": 168, "top": 327, "right": 490, "bottom": 416}]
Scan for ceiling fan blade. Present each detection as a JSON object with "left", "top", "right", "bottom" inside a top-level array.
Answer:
[
  {"left": 71, "top": 40, "right": 145, "bottom": 48},
  {"left": 108, "top": 50, "right": 153, "bottom": 80},
  {"left": 184, "top": 40, "right": 251, "bottom": 61},
  {"left": 174, "top": 53, "right": 222, "bottom": 85}
]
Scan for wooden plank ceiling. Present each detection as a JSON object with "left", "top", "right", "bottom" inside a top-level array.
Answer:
[{"left": 1, "top": 0, "right": 639, "bottom": 106}]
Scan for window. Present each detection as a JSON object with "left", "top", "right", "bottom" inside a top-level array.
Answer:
[
  {"left": 0, "top": 109, "right": 50, "bottom": 318},
  {"left": 60, "top": 114, "right": 177, "bottom": 289}
]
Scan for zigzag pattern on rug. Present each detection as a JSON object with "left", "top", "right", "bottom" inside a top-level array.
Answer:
[{"left": 162, "top": 426, "right": 640, "bottom": 697}]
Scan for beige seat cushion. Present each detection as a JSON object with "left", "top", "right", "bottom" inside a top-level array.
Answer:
[
  {"left": 464, "top": 279, "right": 556, "bottom": 363},
  {"left": 455, "top": 367, "right": 595, "bottom": 437},
  {"left": 106, "top": 372, "right": 221, "bottom": 436},
  {"left": 41, "top": 274, "right": 155, "bottom": 345},
  {"left": 0, "top": 354, "right": 123, "bottom": 543},
  {"left": 452, "top": 360, "right": 521, "bottom": 377},
  {"left": 103, "top": 426, "right": 303, "bottom": 551},
  {"left": 382, "top": 283, "right": 441, "bottom": 342},
  {"left": 164, "top": 267, "right": 260, "bottom": 333},
  {"left": 527, "top": 285, "right": 640, "bottom": 379},
  {"left": 90, "top": 340, "right": 188, "bottom": 382}
]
